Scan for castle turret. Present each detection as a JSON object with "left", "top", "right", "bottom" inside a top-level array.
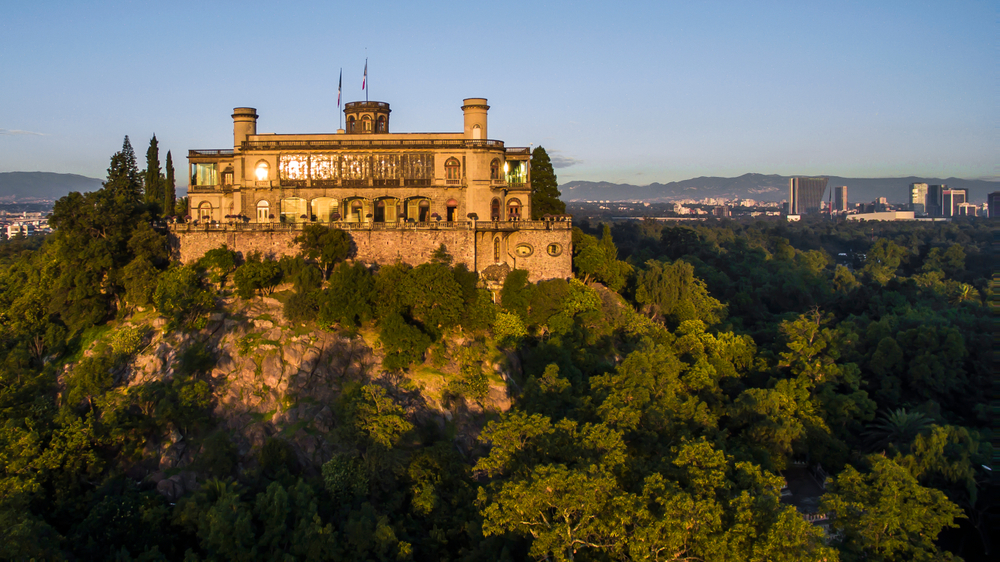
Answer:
[
  {"left": 462, "top": 98, "right": 489, "bottom": 140},
  {"left": 344, "top": 101, "right": 391, "bottom": 134},
  {"left": 232, "top": 107, "right": 258, "bottom": 149}
]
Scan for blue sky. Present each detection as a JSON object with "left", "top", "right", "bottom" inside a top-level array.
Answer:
[{"left": 1, "top": 0, "right": 995, "bottom": 185}]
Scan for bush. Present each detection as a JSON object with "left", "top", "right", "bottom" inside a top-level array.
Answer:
[{"left": 379, "top": 312, "right": 431, "bottom": 371}]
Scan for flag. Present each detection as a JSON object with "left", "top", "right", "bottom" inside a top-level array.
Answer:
[
  {"left": 337, "top": 69, "right": 342, "bottom": 107},
  {"left": 362, "top": 59, "right": 367, "bottom": 90}
]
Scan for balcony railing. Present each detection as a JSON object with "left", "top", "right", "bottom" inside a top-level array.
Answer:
[
  {"left": 241, "top": 138, "right": 505, "bottom": 151},
  {"left": 169, "top": 218, "right": 571, "bottom": 233},
  {"left": 189, "top": 149, "right": 235, "bottom": 157}
]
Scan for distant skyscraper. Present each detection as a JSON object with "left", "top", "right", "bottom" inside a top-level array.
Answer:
[
  {"left": 988, "top": 191, "right": 1000, "bottom": 218},
  {"left": 941, "top": 188, "right": 967, "bottom": 217},
  {"left": 927, "top": 184, "right": 945, "bottom": 217},
  {"left": 788, "top": 177, "right": 829, "bottom": 215},
  {"left": 834, "top": 185, "right": 848, "bottom": 212},
  {"left": 909, "top": 182, "right": 929, "bottom": 215}
]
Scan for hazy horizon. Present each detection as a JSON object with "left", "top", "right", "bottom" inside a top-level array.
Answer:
[{"left": 2, "top": 1, "right": 995, "bottom": 184}]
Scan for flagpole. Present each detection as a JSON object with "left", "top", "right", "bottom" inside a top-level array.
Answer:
[{"left": 337, "top": 68, "right": 343, "bottom": 130}]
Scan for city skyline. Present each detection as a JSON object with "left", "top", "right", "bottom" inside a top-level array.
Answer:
[{"left": 1, "top": 1, "right": 995, "bottom": 186}]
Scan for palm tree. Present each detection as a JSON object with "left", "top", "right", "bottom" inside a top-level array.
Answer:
[{"left": 863, "top": 408, "right": 932, "bottom": 454}]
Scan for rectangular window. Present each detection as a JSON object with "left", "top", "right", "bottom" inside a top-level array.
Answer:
[
  {"left": 193, "top": 163, "right": 218, "bottom": 186},
  {"left": 279, "top": 154, "right": 309, "bottom": 180}
]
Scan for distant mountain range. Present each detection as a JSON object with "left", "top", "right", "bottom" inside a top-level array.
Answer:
[
  {"left": 0, "top": 172, "right": 103, "bottom": 202},
  {"left": 560, "top": 174, "right": 1000, "bottom": 204},
  {"left": 3, "top": 171, "right": 997, "bottom": 206}
]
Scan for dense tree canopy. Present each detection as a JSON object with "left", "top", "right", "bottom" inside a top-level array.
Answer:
[{"left": 0, "top": 141, "right": 992, "bottom": 561}]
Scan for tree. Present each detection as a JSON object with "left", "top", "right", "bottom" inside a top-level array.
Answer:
[
  {"left": 293, "top": 225, "right": 352, "bottom": 279},
  {"left": 530, "top": 146, "right": 565, "bottom": 218},
  {"left": 820, "top": 455, "right": 964, "bottom": 561},
  {"left": 143, "top": 135, "right": 162, "bottom": 212},
  {"left": 105, "top": 135, "right": 142, "bottom": 204},
  {"left": 164, "top": 150, "right": 176, "bottom": 217}
]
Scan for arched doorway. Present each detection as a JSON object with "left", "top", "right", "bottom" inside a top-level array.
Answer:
[
  {"left": 311, "top": 197, "right": 338, "bottom": 222},
  {"left": 446, "top": 199, "right": 458, "bottom": 222},
  {"left": 198, "top": 201, "right": 213, "bottom": 222},
  {"left": 490, "top": 198, "right": 501, "bottom": 221},
  {"left": 256, "top": 200, "right": 270, "bottom": 222}
]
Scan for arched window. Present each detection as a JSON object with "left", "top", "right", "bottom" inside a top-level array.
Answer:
[
  {"left": 445, "top": 157, "right": 461, "bottom": 181},
  {"left": 418, "top": 200, "right": 430, "bottom": 222},
  {"left": 377, "top": 116, "right": 386, "bottom": 133},
  {"left": 446, "top": 199, "right": 458, "bottom": 222},
  {"left": 198, "top": 201, "right": 213, "bottom": 222},
  {"left": 472, "top": 124, "right": 482, "bottom": 140},
  {"left": 362, "top": 115, "right": 372, "bottom": 132},
  {"left": 255, "top": 160, "right": 269, "bottom": 181},
  {"left": 350, "top": 200, "right": 364, "bottom": 223},
  {"left": 256, "top": 200, "right": 270, "bottom": 221},
  {"left": 490, "top": 159, "right": 501, "bottom": 180},
  {"left": 348, "top": 116, "right": 356, "bottom": 133},
  {"left": 507, "top": 198, "right": 521, "bottom": 220},
  {"left": 490, "top": 198, "right": 501, "bottom": 221}
]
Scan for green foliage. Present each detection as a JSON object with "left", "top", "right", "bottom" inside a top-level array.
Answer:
[
  {"left": 233, "top": 252, "right": 283, "bottom": 299},
  {"left": 319, "top": 261, "right": 374, "bottom": 327},
  {"left": 164, "top": 150, "right": 176, "bottom": 217},
  {"left": 379, "top": 312, "right": 431, "bottom": 371},
  {"left": 529, "top": 146, "right": 566, "bottom": 218},
  {"left": 294, "top": 225, "right": 352, "bottom": 278},
  {"left": 322, "top": 453, "right": 369, "bottom": 503},
  {"left": 143, "top": 135, "right": 163, "bottom": 212},
  {"left": 573, "top": 225, "right": 632, "bottom": 291},
  {"left": 347, "top": 384, "right": 413, "bottom": 449},
  {"left": 636, "top": 259, "right": 727, "bottom": 328},
  {"left": 821, "top": 455, "right": 964, "bottom": 561},
  {"left": 492, "top": 311, "right": 527, "bottom": 348},
  {"left": 153, "top": 265, "right": 214, "bottom": 330}
]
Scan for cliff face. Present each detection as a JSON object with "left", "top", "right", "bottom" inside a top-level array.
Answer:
[{"left": 120, "top": 295, "right": 512, "bottom": 500}]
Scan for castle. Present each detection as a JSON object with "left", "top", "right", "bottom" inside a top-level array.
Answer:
[{"left": 172, "top": 98, "right": 572, "bottom": 283}]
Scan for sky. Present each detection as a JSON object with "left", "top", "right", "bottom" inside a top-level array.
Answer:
[{"left": 1, "top": 0, "right": 996, "bottom": 186}]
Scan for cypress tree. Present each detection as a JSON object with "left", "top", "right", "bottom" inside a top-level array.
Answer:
[
  {"left": 164, "top": 150, "right": 176, "bottom": 217},
  {"left": 144, "top": 134, "right": 162, "bottom": 211},
  {"left": 529, "top": 146, "right": 565, "bottom": 219}
]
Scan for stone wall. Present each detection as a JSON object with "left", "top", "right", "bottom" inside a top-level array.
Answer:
[{"left": 170, "top": 223, "right": 572, "bottom": 282}]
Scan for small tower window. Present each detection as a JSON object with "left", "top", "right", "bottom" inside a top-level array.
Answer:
[
  {"left": 362, "top": 115, "right": 372, "bottom": 132},
  {"left": 377, "top": 116, "right": 386, "bottom": 133},
  {"left": 348, "top": 116, "right": 356, "bottom": 133},
  {"left": 507, "top": 198, "right": 521, "bottom": 220},
  {"left": 490, "top": 159, "right": 501, "bottom": 180},
  {"left": 445, "top": 158, "right": 461, "bottom": 180}
]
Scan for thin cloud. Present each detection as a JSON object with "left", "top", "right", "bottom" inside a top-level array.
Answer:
[
  {"left": 0, "top": 128, "right": 46, "bottom": 136},
  {"left": 550, "top": 153, "right": 582, "bottom": 169}
]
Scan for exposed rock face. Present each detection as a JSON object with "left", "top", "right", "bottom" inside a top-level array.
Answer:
[{"left": 125, "top": 295, "right": 512, "bottom": 502}]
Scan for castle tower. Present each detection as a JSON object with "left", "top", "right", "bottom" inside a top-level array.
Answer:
[
  {"left": 462, "top": 98, "right": 489, "bottom": 140},
  {"left": 232, "top": 107, "right": 258, "bottom": 149},
  {"left": 344, "top": 101, "right": 391, "bottom": 134}
]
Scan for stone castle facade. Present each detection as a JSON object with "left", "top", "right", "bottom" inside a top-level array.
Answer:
[{"left": 173, "top": 98, "right": 572, "bottom": 282}]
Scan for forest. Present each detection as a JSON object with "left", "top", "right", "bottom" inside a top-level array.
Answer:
[{"left": 0, "top": 139, "right": 994, "bottom": 561}]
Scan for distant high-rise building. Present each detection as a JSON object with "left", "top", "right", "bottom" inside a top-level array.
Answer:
[
  {"left": 956, "top": 202, "right": 977, "bottom": 217},
  {"left": 834, "top": 185, "right": 848, "bottom": 212},
  {"left": 941, "top": 188, "right": 967, "bottom": 217},
  {"left": 988, "top": 191, "right": 1000, "bottom": 218},
  {"left": 909, "top": 182, "right": 929, "bottom": 215},
  {"left": 927, "top": 184, "right": 945, "bottom": 217},
  {"left": 788, "top": 177, "right": 829, "bottom": 215}
]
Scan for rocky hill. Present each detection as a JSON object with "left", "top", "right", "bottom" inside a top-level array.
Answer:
[{"left": 108, "top": 293, "right": 513, "bottom": 500}]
